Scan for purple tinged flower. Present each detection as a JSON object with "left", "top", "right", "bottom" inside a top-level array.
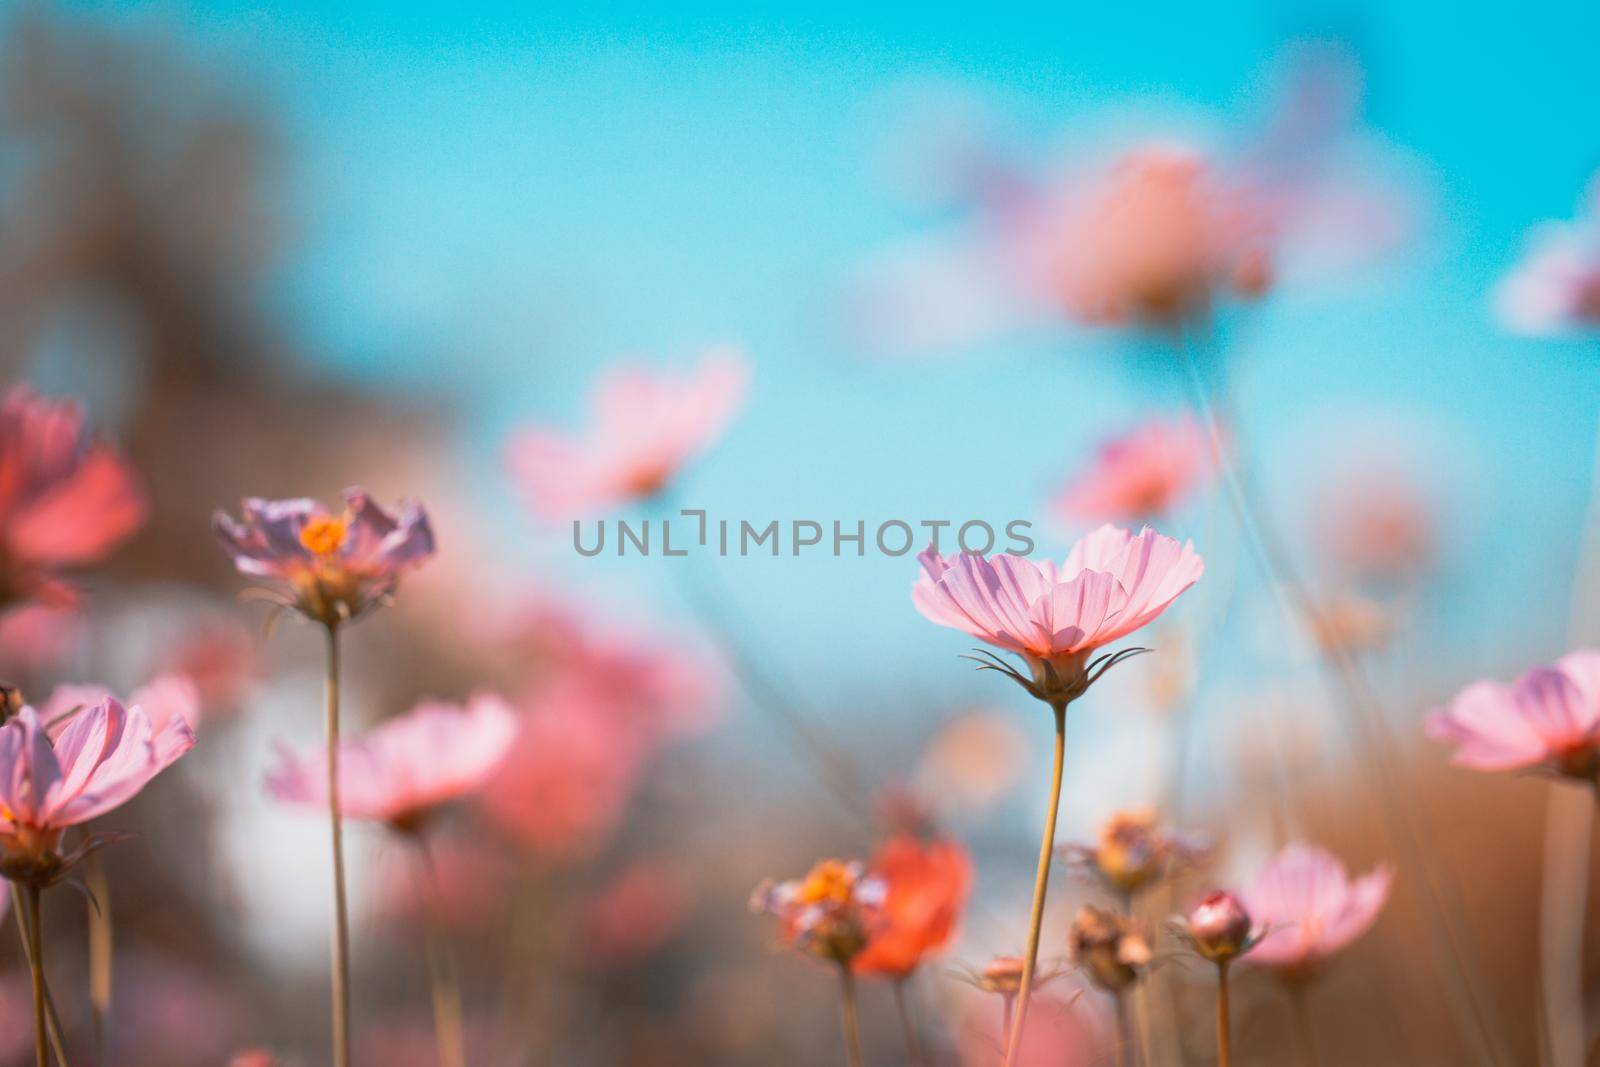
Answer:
[{"left": 213, "top": 488, "right": 435, "bottom": 626}]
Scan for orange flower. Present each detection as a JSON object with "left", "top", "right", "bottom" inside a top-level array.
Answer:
[{"left": 853, "top": 834, "right": 973, "bottom": 979}]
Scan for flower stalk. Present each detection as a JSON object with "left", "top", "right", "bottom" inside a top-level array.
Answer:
[
  {"left": 27, "top": 884, "right": 46, "bottom": 1067},
  {"left": 1216, "top": 961, "right": 1233, "bottom": 1067},
  {"left": 1003, "top": 698, "right": 1067, "bottom": 1067},
  {"left": 323, "top": 621, "right": 352, "bottom": 1067},
  {"left": 838, "top": 965, "right": 864, "bottom": 1067}
]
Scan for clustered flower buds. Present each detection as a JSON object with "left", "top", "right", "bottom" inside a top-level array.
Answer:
[
  {"left": 750, "top": 859, "right": 886, "bottom": 967},
  {"left": 1068, "top": 905, "right": 1152, "bottom": 992}
]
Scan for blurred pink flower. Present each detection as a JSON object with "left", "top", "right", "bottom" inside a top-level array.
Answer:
[
  {"left": 1049, "top": 145, "right": 1271, "bottom": 327},
  {"left": 913, "top": 524, "right": 1202, "bottom": 702},
  {"left": 0, "top": 385, "right": 146, "bottom": 607},
  {"left": 267, "top": 693, "right": 516, "bottom": 831},
  {"left": 377, "top": 834, "right": 513, "bottom": 930},
  {"left": 478, "top": 687, "right": 649, "bottom": 859},
  {"left": 0, "top": 974, "right": 37, "bottom": 1065},
  {"left": 853, "top": 44, "right": 1412, "bottom": 354},
  {"left": 960, "top": 994, "right": 1101, "bottom": 1067},
  {"left": 1242, "top": 843, "right": 1392, "bottom": 971},
  {"left": 0, "top": 602, "right": 84, "bottom": 677},
  {"left": 213, "top": 488, "right": 435, "bottom": 626},
  {"left": 506, "top": 349, "right": 748, "bottom": 518},
  {"left": 577, "top": 860, "right": 694, "bottom": 969},
  {"left": 1494, "top": 174, "right": 1600, "bottom": 336},
  {"left": 0, "top": 695, "right": 195, "bottom": 878},
  {"left": 497, "top": 590, "right": 723, "bottom": 743},
  {"left": 1312, "top": 470, "right": 1435, "bottom": 583},
  {"left": 1053, "top": 414, "right": 1212, "bottom": 525},
  {"left": 161, "top": 618, "right": 258, "bottom": 711},
  {"left": 227, "top": 1052, "right": 282, "bottom": 1067},
  {"left": 1429, "top": 651, "right": 1600, "bottom": 777},
  {"left": 114, "top": 953, "right": 242, "bottom": 1064}
]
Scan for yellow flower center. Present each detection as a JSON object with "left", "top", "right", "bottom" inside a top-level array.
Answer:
[{"left": 299, "top": 515, "right": 349, "bottom": 557}]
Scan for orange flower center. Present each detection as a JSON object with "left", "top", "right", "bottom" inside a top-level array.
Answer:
[
  {"left": 797, "top": 860, "right": 855, "bottom": 905},
  {"left": 299, "top": 515, "right": 349, "bottom": 557}
]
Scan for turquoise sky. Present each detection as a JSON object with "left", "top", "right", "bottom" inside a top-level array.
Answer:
[{"left": 38, "top": 1, "right": 1600, "bottom": 819}]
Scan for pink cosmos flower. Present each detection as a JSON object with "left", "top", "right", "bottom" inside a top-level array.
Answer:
[
  {"left": 213, "top": 488, "right": 435, "bottom": 627},
  {"left": 1494, "top": 174, "right": 1600, "bottom": 336},
  {"left": 478, "top": 687, "right": 649, "bottom": 859},
  {"left": 913, "top": 524, "right": 1203, "bottom": 703},
  {"left": 577, "top": 860, "right": 694, "bottom": 970},
  {"left": 853, "top": 45, "right": 1412, "bottom": 354},
  {"left": 267, "top": 693, "right": 515, "bottom": 831},
  {"left": 40, "top": 676, "right": 199, "bottom": 760},
  {"left": 960, "top": 994, "right": 1103, "bottom": 1067},
  {"left": 1428, "top": 651, "right": 1600, "bottom": 778},
  {"left": 506, "top": 349, "right": 748, "bottom": 518},
  {"left": 1053, "top": 414, "right": 1213, "bottom": 525},
  {"left": 496, "top": 590, "right": 723, "bottom": 743},
  {"left": 1049, "top": 145, "right": 1272, "bottom": 327},
  {"left": 1242, "top": 843, "right": 1392, "bottom": 971},
  {"left": 0, "top": 694, "right": 195, "bottom": 882},
  {"left": 0, "top": 386, "right": 147, "bottom": 607}
]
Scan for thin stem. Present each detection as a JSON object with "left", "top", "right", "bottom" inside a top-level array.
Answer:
[
  {"left": 1216, "top": 962, "right": 1232, "bottom": 1067},
  {"left": 1179, "top": 337, "right": 1509, "bottom": 1067},
  {"left": 838, "top": 965, "right": 865, "bottom": 1067},
  {"left": 416, "top": 839, "right": 467, "bottom": 1067},
  {"left": 26, "top": 885, "right": 45, "bottom": 1067},
  {"left": 893, "top": 978, "right": 924, "bottom": 1066},
  {"left": 87, "top": 851, "right": 113, "bottom": 1067},
  {"left": 1288, "top": 981, "right": 1320, "bottom": 1067},
  {"left": 1003, "top": 699, "right": 1068, "bottom": 1067},
  {"left": 8, "top": 883, "right": 67, "bottom": 1066},
  {"left": 1114, "top": 991, "right": 1132, "bottom": 1067},
  {"left": 324, "top": 622, "right": 352, "bottom": 1067},
  {"left": 663, "top": 529, "right": 872, "bottom": 827},
  {"left": 1001, "top": 993, "right": 1014, "bottom": 1046}
]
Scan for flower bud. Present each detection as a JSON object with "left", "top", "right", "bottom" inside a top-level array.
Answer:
[
  {"left": 1186, "top": 890, "right": 1253, "bottom": 963},
  {"left": 1069, "top": 905, "right": 1150, "bottom": 992},
  {"left": 976, "top": 955, "right": 1026, "bottom": 997}
]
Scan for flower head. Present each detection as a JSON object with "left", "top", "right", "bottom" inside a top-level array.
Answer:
[
  {"left": 1242, "top": 843, "right": 1391, "bottom": 974},
  {"left": 267, "top": 693, "right": 515, "bottom": 832},
  {"left": 0, "top": 386, "right": 146, "bottom": 608},
  {"left": 750, "top": 859, "right": 886, "bottom": 967},
  {"left": 913, "top": 524, "right": 1203, "bottom": 704},
  {"left": 1053, "top": 414, "right": 1212, "bottom": 526},
  {"left": 213, "top": 488, "right": 435, "bottom": 627},
  {"left": 1429, "top": 651, "right": 1600, "bottom": 779},
  {"left": 1494, "top": 174, "right": 1600, "bottom": 336},
  {"left": 1052, "top": 146, "right": 1271, "bottom": 328},
  {"left": 0, "top": 693, "right": 195, "bottom": 884},
  {"left": 1064, "top": 809, "right": 1209, "bottom": 897},
  {"left": 1181, "top": 890, "right": 1258, "bottom": 964},
  {"left": 507, "top": 350, "right": 748, "bottom": 518},
  {"left": 852, "top": 834, "right": 973, "bottom": 978},
  {"left": 577, "top": 860, "right": 694, "bottom": 970},
  {"left": 1068, "top": 904, "right": 1151, "bottom": 992}
]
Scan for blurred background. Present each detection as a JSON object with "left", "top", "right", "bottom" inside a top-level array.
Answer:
[{"left": 2, "top": 0, "right": 1600, "bottom": 1063}]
